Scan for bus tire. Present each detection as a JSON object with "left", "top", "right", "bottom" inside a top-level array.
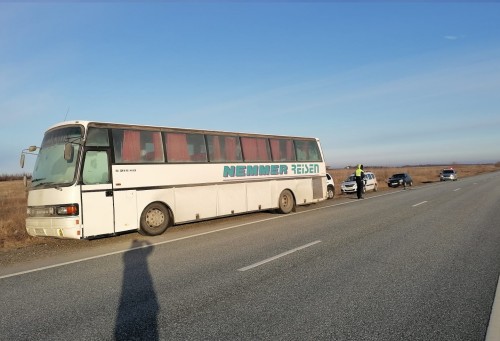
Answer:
[
  {"left": 278, "top": 189, "right": 295, "bottom": 214},
  {"left": 140, "top": 202, "right": 170, "bottom": 236}
]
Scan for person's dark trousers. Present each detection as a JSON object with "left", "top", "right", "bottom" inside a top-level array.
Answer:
[{"left": 356, "top": 177, "right": 363, "bottom": 199}]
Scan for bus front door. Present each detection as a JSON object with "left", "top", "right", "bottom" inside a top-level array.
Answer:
[{"left": 80, "top": 150, "right": 115, "bottom": 238}]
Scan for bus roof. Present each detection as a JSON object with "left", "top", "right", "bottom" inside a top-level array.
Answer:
[{"left": 46, "top": 120, "right": 321, "bottom": 141}]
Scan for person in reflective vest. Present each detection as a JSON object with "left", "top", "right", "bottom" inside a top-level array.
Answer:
[{"left": 355, "top": 164, "right": 365, "bottom": 199}]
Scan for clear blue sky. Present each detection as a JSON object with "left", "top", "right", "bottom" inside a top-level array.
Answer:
[{"left": 1, "top": 2, "right": 499, "bottom": 173}]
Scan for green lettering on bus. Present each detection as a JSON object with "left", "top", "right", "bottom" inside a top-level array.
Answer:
[
  {"left": 223, "top": 166, "right": 235, "bottom": 177},
  {"left": 259, "top": 165, "right": 270, "bottom": 176},
  {"left": 236, "top": 166, "right": 246, "bottom": 177},
  {"left": 247, "top": 165, "right": 259, "bottom": 176}
]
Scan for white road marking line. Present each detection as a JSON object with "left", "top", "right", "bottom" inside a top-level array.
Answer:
[
  {"left": 237, "top": 240, "right": 322, "bottom": 272},
  {"left": 454, "top": 188, "right": 462, "bottom": 191},
  {"left": 412, "top": 201, "right": 428, "bottom": 207},
  {"left": 0, "top": 215, "right": 285, "bottom": 280},
  {"left": 486, "top": 275, "right": 500, "bottom": 341},
  {"left": 0, "top": 189, "right": 405, "bottom": 280}
]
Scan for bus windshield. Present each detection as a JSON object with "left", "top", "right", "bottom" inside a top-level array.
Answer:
[{"left": 31, "top": 126, "right": 83, "bottom": 188}]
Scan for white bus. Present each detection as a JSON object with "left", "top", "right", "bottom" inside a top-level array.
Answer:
[{"left": 20, "top": 120, "right": 328, "bottom": 239}]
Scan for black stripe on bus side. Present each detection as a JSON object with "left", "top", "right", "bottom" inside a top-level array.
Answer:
[
  {"left": 81, "top": 189, "right": 112, "bottom": 193},
  {"left": 109, "top": 175, "right": 325, "bottom": 192}
]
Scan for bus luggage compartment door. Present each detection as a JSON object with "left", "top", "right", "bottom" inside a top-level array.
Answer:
[{"left": 114, "top": 190, "right": 138, "bottom": 233}]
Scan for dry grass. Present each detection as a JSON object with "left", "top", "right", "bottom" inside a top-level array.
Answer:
[
  {"left": 0, "top": 180, "right": 65, "bottom": 252},
  {"left": 329, "top": 164, "right": 498, "bottom": 195},
  {"left": 0, "top": 180, "right": 30, "bottom": 250},
  {"left": 1, "top": 164, "right": 498, "bottom": 251}
]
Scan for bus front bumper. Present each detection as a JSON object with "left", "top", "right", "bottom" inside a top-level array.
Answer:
[{"left": 26, "top": 217, "right": 82, "bottom": 239}]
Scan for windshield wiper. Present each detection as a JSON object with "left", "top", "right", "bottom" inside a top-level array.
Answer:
[
  {"left": 31, "top": 181, "right": 63, "bottom": 191},
  {"left": 31, "top": 177, "right": 46, "bottom": 183},
  {"left": 66, "top": 136, "right": 83, "bottom": 145}
]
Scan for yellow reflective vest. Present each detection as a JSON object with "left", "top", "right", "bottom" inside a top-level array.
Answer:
[{"left": 355, "top": 166, "right": 364, "bottom": 177}]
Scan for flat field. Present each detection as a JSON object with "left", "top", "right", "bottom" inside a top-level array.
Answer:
[
  {"left": 328, "top": 164, "right": 499, "bottom": 195},
  {"left": 0, "top": 164, "right": 498, "bottom": 252}
]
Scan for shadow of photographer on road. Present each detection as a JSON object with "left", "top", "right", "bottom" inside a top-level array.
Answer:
[{"left": 114, "top": 239, "right": 159, "bottom": 341}]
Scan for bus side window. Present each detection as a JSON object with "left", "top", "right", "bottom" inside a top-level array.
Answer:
[
  {"left": 112, "top": 129, "right": 164, "bottom": 164},
  {"left": 270, "top": 138, "right": 295, "bottom": 162},
  {"left": 165, "top": 132, "right": 208, "bottom": 163},
  {"left": 141, "top": 131, "right": 164, "bottom": 163},
  {"left": 86, "top": 128, "right": 110, "bottom": 147},
  {"left": 166, "top": 132, "right": 190, "bottom": 162},
  {"left": 188, "top": 133, "right": 208, "bottom": 162},
  {"left": 82, "top": 151, "right": 110, "bottom": 185},
  {"left": 294, "top": 140, "right": 322, "bottom": 162},
  {"left": 241, "top": 137, "right": 271, "bottom": 162},
  {"left": 207, "top": 135, "right": 242, "bottom": 162}
]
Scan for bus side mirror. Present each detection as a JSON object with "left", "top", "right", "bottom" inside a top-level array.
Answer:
[
  {"left": 64, "top": 143, "right": 74, "bottom": 161},
  {"left": 21, "top": 145, "right": 40, "bottom": 168}
]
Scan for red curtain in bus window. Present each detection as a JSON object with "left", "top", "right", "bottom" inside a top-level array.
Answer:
[
  {"left": 270, "top": 139, "right": 280, "bottom": 161},
  {"left": 167, "top": 133, "right": 190, "bottom": 162},
  {"left": 122, "top": 130, "right": 141, "bottom": 162},
  {"left": 153, "top": 132, "right": 163, "bottom": 161},
  {"left": 241, "top": 137, "right": 257, "bottom": 161},
  {"left": 209, "top": 136, "right": 220, "bottom": 161},
  {"left": 225, "top": 137, "right": 237, "bottom": 161},
  {"left": 256, "top": 138, "right": 269, "bottom": 161}
]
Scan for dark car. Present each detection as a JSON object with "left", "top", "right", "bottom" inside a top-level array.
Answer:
[{"left": 387, "top": 173, "right": 413, "bottom": 187}]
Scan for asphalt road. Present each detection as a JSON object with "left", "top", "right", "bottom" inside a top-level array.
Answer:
[{"left": 1, "top": 172, "right": 500, "bottom": 341}]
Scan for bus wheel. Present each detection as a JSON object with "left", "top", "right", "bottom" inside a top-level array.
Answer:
[
  {"left": 278, "top": 189, "right": 295, "bottom": 214},
  {"left": 140, "top": 203, "right": 170, "bottom": 236}
]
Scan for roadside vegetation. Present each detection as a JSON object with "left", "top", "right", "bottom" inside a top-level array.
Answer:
[
  {"left": 329, "top": 164, "right": 499, "bottom": 196},
  {"left": 1, "top": 164, "right": 499, "bottom": 252},
  {"left": 0, "top": 179, "right": 31, "bottom": 250}
]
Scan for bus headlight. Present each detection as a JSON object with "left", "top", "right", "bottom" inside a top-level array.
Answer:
[{"left": 27, "top": 206, "right": 56, "bottom": 217}]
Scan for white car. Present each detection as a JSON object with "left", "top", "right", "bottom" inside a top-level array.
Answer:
[
  {"left": 440, "top": 168, "right": 458, "bottom": 181},
  {"left": 326, "top": 173, "right": 335, "bottom": 199},
  {"left": 341, "top": 171, "right": 378, "bottom": 194}
]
